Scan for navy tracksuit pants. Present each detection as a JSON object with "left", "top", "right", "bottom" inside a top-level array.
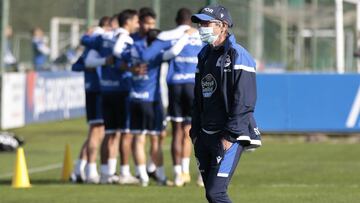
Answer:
[{"left": 194, "top": 131, "right": 244, "bottom": 203}]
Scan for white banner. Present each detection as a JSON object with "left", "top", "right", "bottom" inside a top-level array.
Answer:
[{"left": 1, "top": 73, "right": 26, "bottom": 129}]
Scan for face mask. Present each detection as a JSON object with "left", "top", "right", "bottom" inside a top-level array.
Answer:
[{"left": 199, "top": 27, "right": 218, "bottom": 45}]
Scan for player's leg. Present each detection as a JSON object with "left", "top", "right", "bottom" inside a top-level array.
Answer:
[
  {"left": 118, "top": 95, "right": 138, "bottom": 184},
  {"left": 133, "top": 133, "right": 148, "bottom": 186},
  {"left": 148, "top": 101, "right": 171, "bottom": 185},
  {"left": 182, "top": 83, "right": 203, "bottom": 186},
  {"left": 86, "top": 92, "right": 104, "bottom": 183},
  {"left": 171, "top": 121, "right": 185, "bottom": 186},
  {"left": 130, "top": 101, "right": 151, "bottom": 186},
  {"left": 99, "top": 94, "right": 119, "bottom": 184},
  {"left": 181, "top": 122, "right": 192, "bottom": 183},
  {"left": 86, "top": 123, "right": 104, "bottom": 183},
  {"left": 72, "top": 140, "right": 88, "bottom": 183},
  {"left": 148, "top": 134, "right": 159, "bottom": 178},
  {"left": 168, "top": 84, "right": 186, "bottom": 186},
  {"left": 71, "top": 91, "right": 93, "bottom": 183},
  {"left": 204, "top": 135, "right": 244, "bottom": 203},
  {"left": 119, "top": 132, "right": 136, "bottom": 180},
  {"left": 107, "top": 131, "right": 120, "bottom": 176},
  {"left": 100, "top": 131, "right": 119, "bottom": 184},
  {"left": 100, "top": 132, "right": 109, "bottom": 179}
]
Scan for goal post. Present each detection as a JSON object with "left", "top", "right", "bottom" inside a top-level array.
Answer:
[
  {"left": 50, "top": 17, "right": 86, "bottom": 61},
  {"left": 336, "top": 0, "right": 360, "bottom": 73}
]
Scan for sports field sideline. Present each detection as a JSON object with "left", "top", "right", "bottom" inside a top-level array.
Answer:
[{"left": 0, "top": 118, "right": 359, "bottom": 203}]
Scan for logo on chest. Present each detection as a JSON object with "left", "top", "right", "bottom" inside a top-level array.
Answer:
[
  {"left": 216, "top": 54, "right": 231, "bottom": 68},
  {"left": 201, "top": 74, "right": 217, "bottom": 98}
]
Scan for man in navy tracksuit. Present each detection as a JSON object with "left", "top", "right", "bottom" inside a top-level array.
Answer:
[{"left": 190, "top": 5, "right": 261, "bottom": 203}]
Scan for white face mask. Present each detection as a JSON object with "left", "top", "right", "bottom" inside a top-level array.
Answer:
[{"left": 199, "top": 26, "right": 218, "bottom": 45}]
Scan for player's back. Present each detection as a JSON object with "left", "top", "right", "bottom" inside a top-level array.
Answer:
[
  {"left": 157, "top": 25, "right": 204, "bottom": 85},
  {"left": 130, "top": 38, "right": 162, "bottom": 102}
]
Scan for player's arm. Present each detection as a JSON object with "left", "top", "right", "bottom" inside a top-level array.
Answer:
[
  {"left": 162, "top": 34, "right": 189, "bottom": 60},
  {"left": 84, "top": 49, "right": 113, "bottom": 69},
  {"left": 141, "top": 39, "right": 171, "bottom": 63},
  {"left": 80, "top": 35, "right": 99, "bottom": 49},
  {"left": 221, "top": 51, "right": 257, "bottom": 143},
  {"left": 162, "top": 28, "right": 198, "bottom": 60},
  {"left": 113, "top": 34, "right": 132, "bottom": 58},
  {"left": 71, "top": 55, "right": 85, "bottom": 72}
]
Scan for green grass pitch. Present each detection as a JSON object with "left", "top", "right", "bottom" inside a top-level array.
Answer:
[{"left": 0, "top": 118, "right": 359, "bottom": 203}]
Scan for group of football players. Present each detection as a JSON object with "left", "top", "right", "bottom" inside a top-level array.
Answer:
[{"left": 71, "top": 7, "right": 204, "bottom": 187}]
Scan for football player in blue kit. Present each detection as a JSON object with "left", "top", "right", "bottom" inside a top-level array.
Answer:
[
  {"left": 130, "top": 7, "right": 171, "bottom": 185},
  {"left": 71, "top": 16, "right": 111, "bottom": 183},
  {"left": 142, "top": 8, "right": 204, "bottom": 186},
  {"left": 84, "top": 9, "right": 139, "bottom": 184}
]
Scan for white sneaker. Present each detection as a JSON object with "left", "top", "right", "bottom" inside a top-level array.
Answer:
[
  {"left": 100, "top": 174, "right": 120, "bottom": 184},
  {"left": 157, "top": 178, "right": 174, "bottom": 186},
  {"left": 174, "top": 173, "right": 184, "bottom": 187},
  {"left": 118, "top": 174, "right": 140, "bottom": 185},
  {"left": 182, "top": 173, "right": 191, "bottom": 184},
  {"left": 86, "top": 175, "right": 100, "bottom": 184},
  {"left": 139, "top": 178, "right": 149, "bottom": 187},
  {"left": 196, "top": 175, "right": 204, "bottom": 187}
]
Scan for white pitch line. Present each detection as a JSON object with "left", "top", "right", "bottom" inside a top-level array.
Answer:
[
  {"left": 262, "top": 183, "right": 359, "bottom": 188},
  {"left": 0, "top": 162, "right": 66, "bottom": 179}
]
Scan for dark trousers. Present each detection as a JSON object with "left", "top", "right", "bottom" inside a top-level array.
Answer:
[{"left": 194, "top": 131, "right": 244, "bottom": 203}]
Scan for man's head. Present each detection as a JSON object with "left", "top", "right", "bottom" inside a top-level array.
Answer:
[
  {"left": 118, "top": 9, "right": 139, "bottom": 33},
  {"left": 139, "top": 7, "right": 157, "bottom": 35},
  {"left": 191, "top": 5, "right": 232, "bottom": 46},
  {"left": 110, "top": 14, "right": 119, "bottom": 30},
  {"left": 31, "top": 27, "right": 44, "bottom": 38},
  {"left": 175, "top": 8, "right": 192, "bottom": 26},
  {"left": 98, "top": 16, "right": 112, "bottom": 31}
]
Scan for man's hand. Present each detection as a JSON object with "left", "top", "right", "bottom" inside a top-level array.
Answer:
[
  {"left": 221, "top": 138, "right": 233, "bottom": 151},
  {"left": 131, "top": 63, "right": 148, "bottom": 75}
]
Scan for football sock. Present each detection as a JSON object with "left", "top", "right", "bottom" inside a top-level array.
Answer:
[
  {"left": 181, "top": 158, "right": 190, "bottom": 174},
  {"left": 137, "top": 164, "right": 149, "bottom": 182},
  {"left": 75, "top": 159, "right": 87, "bottom": 175},
  {"left": 108, "top": 158, "right": 117, "bottom": 175},
  {"left": 120, "top": 164, "right": 131, "bottom": 176},
  {"left": 156, "top": 166, "right": 166, "bottom": 181}
]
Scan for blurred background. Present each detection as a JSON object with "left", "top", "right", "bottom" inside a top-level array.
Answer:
[
  {"left": 0, "top": 0, "right": 359, "bottom": 135},
  {"left": 0, "top": 0, "right": 359, "bottom": 132},
  {"left": 1, "top": 0, "right": 360, "bottom": 73}
]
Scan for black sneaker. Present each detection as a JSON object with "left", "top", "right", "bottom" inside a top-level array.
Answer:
[
  {"left": 147, "top": 171, "right": 159, "bottom": 181},
  {"left": 70, "top": 173, "right": 85, "bottom": 183}
]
